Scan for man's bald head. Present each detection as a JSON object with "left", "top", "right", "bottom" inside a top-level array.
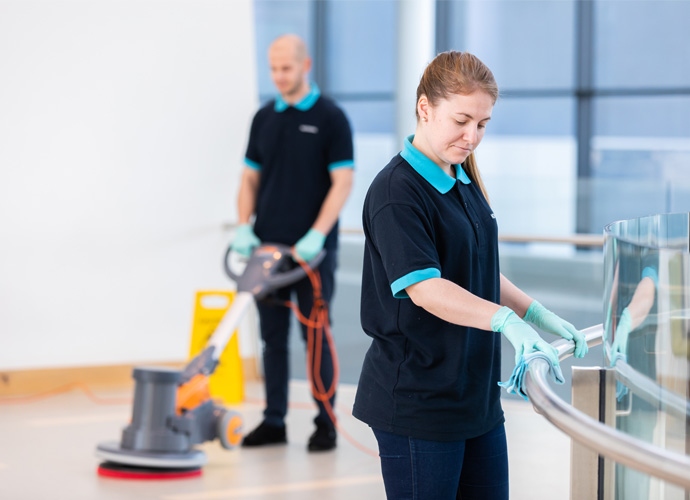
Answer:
[
  {"left": 269, "top": 34, "right": 309, "bottom": 63},
  {"left": 268, "top": 34, "right": 312, "bottom": 103}
]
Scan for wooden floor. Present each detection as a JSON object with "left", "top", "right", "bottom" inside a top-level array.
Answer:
[{"left": 0, "top": 380, "right": 570, "bottom": 500}]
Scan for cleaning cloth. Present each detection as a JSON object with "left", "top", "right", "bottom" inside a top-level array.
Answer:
[{"left": 499, "top": 352, "right": 565, "bottom": 401}]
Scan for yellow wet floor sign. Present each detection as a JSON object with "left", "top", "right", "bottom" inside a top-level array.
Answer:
[{"left": 188, "top": 290, "right": 244, "bottom": 404}]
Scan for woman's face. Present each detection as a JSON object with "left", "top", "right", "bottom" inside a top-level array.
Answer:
[{"left": 420, "top": 90, "right": 494, "bottom": 167}]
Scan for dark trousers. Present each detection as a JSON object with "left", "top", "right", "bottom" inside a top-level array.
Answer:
[
  {"left": 256, "top": 250, "right": 337, "bottom": 429},
  {"left": 373, "top": 423, "right": 509, "bottom": 500}
]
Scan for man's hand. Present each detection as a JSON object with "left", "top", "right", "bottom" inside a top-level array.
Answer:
[
  {"left": 231, "top": 224, "right": 260, "bottom": 257},
  {"left": 294, "top": 229, "right": 326, "bottom": 262}
]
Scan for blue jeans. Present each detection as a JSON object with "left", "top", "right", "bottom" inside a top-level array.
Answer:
[{"left": 373, "top": 423, "right": 509, "bottom": 500}]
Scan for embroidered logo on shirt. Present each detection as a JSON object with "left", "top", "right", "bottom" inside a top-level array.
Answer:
[
  {"left": 490, "top": 213, "right": 496, "bottom": 219},
  {"left": 299, "top": 124, "right": 319, "bottom": 134}
]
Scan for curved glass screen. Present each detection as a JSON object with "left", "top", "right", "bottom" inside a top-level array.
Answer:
[{"left": 603, "top": 213, "right": 690, "bottom": 498}]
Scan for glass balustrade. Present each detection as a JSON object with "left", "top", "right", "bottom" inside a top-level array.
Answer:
[{"left": 604, "top": 213, "right": 690, "bottom": 499}]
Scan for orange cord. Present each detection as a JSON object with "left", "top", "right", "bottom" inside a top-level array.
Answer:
[{"left": 286, "top": 253, "right": 378, "bottom": 457}]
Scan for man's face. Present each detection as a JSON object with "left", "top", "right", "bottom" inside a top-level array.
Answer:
[{"left": 268, "top": 43, "right": 308, "bottom": 97}]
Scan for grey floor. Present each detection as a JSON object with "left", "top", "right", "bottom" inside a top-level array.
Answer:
[{"left": 0, "top": 380, "right": 570, "bottom": 500}]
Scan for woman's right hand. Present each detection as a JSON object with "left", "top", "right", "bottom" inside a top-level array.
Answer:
[{"left": 491, "top": 307, "right": 559, "bottom": 366}]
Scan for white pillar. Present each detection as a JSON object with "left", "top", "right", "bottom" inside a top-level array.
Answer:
[{"left": 396, "top": 0, "right": 436, "bottom": 149}]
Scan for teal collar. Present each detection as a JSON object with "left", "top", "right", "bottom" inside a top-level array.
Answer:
[
  {"left": 400, "top": 135, "right": 471, "bottom": 194},
  {"left": 274, "top": 83, "right": 320, "bottom": 112}
]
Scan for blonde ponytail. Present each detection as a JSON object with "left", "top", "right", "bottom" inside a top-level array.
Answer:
[{"left": 463, "top": 153, "right": 490, "bottom": 204}]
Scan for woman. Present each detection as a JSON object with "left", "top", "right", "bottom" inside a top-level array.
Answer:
[{"left": 353, "top": 51, "right": 588, "bottom": 499}]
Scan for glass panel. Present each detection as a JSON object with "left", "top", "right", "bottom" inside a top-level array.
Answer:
[
  {"left": 324, "top": 0, "right": 397, "bottom": 94},
  {"left": 594, "top": 1, "right": 690, "bottom": 88},
  {"left": 445, "top": 0, "right": 575, "bottom": 90},
  {"left": 603, "top": 213, "right": 690, "bottom": 499},
  {"left": 253, "top": 0, "right": 315, "bottom": 98}
]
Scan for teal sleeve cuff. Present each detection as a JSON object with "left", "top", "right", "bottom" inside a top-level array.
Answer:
[
  {"left": 244, "top": 158, "right": 262, "bottom": 171},
  {"left": 641, "top": 266, "right": 658, "bottom": 286},
  {"left": 390, "top": 268, "right": 441, "bottom": 299},
  {"left": 328, "top": 159, "right": 355, "bottom": 171}
]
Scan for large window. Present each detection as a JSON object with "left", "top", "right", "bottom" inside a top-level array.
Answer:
[
  {"left": 253, "top": 0, "right": 690, "bottom": 235},
  {"left": 588, "top": 1, "right": 690, "bottom": 232},
  {"left": 439, "top": 0, "right": 690, "bottom": 236}
]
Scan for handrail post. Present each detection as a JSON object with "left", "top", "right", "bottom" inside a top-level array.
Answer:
[{"left": 571, "top": 366, "right": 617, "bottom": 500}]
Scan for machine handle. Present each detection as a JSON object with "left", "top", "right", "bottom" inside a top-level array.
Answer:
[
  {"left": 262, "top": 249, "right": 325, "bottom": 290},
  {"left": 223, "top": 243, "right": 325, "bottom": 296},
  {"left": 223, "top": 245, "right": 245, "bottom": 283}
]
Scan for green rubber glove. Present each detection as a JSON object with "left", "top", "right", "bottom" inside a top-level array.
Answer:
[
  {"left": 523, "top": 300, "right": 588, "bottom": 358},
  {"left": 610, "top": 308, "right": 632, "bottom": 365},
  {"left": 294, "top": 228, "right": 325, "bottom": 262},
  {"left": 231, "top": 223, "right": 260, "bottom": 258},
  {"left": 492, "top": 306, "right": 560, "bottom": 366}
]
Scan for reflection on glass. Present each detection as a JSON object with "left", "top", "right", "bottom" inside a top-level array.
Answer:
[{"left": 603, "top": 213, "right": 690, "bottom": 499}]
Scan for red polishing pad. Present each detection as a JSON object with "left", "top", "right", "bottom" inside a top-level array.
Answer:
[{"left": 97, "top": 461, "right": 202, "bottom": 480}]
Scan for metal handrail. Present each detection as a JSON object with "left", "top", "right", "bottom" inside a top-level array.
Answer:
[{"left": 523, "top": 325, "right": 690, "bottom": 490}]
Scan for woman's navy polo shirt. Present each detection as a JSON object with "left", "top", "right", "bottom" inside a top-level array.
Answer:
[
  {"left": 352, "top": 136, "right": 504, "bottom": 442},
  {"left": 244, "top": 84, "right": 354, "bottom": 250}
]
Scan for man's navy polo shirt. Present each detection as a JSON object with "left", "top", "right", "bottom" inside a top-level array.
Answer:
[
  {"left": 353, "top": 136, "right": 504, "bottom": 442},
  {"left": 244, "top": 84, "right": 354, "bottom": 250}
]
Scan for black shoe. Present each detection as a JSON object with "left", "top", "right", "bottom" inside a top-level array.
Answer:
[
  {"left": 241, "top": 421, "right": 287, "bottom": 447},
  {"left": 307, "top": 423, "right": 336, "bottom": 452}
]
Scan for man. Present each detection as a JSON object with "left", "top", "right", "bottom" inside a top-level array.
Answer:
[{"left": 232, "top": 34, "right": 354, "bottom": 452}]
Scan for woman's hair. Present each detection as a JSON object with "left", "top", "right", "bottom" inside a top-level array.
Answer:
[{"left": 416, "top": 51, "right": 498, "bottom": 202}]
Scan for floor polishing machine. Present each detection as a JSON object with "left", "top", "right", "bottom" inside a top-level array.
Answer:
[{"left": 96, "top": 243, "right": 324, "bottom": 479}]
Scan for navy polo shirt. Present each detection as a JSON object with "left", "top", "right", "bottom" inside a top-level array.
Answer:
[
  {"left": 352, "top": 136, "right": 504, "bottom": 442},
  {"left": 244, "top": 84, "right": 354, "bottom": 250}
]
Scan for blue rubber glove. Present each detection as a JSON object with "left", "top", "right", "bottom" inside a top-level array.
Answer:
[
  {"left": 492, "top": 306, "right": 560, "bottom": 367},
  {"left": 294, "top": 228, "right": 325, "bottom": 262},
  {"left": 524, "top": 300, "right": 588, "bottom": 358},
  {"left": 231, "top": 223, "right": 260, "bottom": 258}
]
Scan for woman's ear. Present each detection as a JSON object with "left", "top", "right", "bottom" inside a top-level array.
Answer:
[{"left": 418, "top": 95, "right": 429, "bottom": 122}]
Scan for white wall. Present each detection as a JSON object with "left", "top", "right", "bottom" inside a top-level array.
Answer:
[{"left": 0, "top": 0, "right": 258, "bottom": 370}]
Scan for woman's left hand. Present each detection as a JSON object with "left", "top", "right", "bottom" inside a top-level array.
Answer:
[{"left": 524, "top": 301, "right": 588, "bottom": 358}]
